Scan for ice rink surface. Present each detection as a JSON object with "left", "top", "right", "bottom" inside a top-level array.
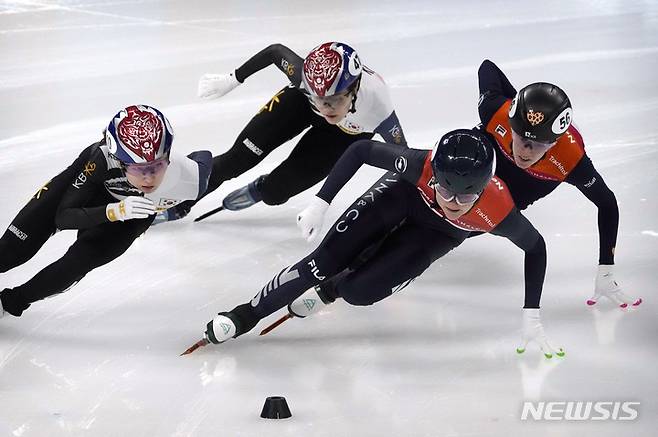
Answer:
[{"left": 0, "top": 0, "right": 657, "bottom": 436}]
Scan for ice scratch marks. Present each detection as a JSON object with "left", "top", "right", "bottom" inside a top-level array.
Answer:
[{"left": 29, "top": 358, "right": 77, "bottom": 390}]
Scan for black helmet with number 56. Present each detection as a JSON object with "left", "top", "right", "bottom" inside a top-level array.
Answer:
[{"left": 508, "top": 82, "right": 572, "bottom": 143}]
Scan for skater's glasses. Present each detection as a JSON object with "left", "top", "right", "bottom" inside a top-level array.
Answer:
[
  {"left": 511, "top": 130, "right": 557, "bottom": 150},
  {"left": 434, "top": 181, "right": 481, "bottom": 206},
  {"left": 123, "top": 157, "right": 169, "bottom": 177},
  {"left": 309, "top": 91, "right": 353, "bottom": 110}
]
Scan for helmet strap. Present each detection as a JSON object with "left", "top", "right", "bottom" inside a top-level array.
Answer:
[{"left": 348, "top": 77, "right": 361, "bottom": 113}]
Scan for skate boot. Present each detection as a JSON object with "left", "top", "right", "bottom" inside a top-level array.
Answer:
[
  {"left": 151, "top": 201, "right": 193, "bottom": 225},
  {"left": 259, "top": 282, "right": 339, "bottom": 336},
  {"left": 204, "top": 303, "right": 260, "bottom": 344},
  {"left": 222, "top": 175, "right": 266, "bottom": 211},
  {"left": 205, "top": 313, "right": 238, "bottom": 344},
  {"left": 0, "top": 289, "right": 29, "bottom": 317},
  {"left": 287, "top": 285, "right": 336, "bottom": 318}
]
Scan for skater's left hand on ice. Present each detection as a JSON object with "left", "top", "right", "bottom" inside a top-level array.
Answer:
[
  {"left": 297, "top": 196, "right": 329, "bottom": 243},
  {"left": 517, "top": 308, "right": 565, "bottom": 359},
  {"left": 587, "top": 265, "right": 642, "bottom": 308}
]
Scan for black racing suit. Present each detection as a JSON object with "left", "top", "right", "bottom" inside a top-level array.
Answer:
[
  {"left": 477, "top": 59, "right": 619, "bottom": 265},
  {"left": 227, "top": 139, "right": 547, "bottom": 336},
  {"left": 0, "top": 142, "right": 211, "bottom": 316},
  {"left": 181, "top": 43, "right": 407, "bottom": 212}
]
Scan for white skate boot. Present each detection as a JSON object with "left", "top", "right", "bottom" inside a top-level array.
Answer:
[
  {"left": 287, "top": 285, "right": 335, "bottom": 318},
  {"left": 205, "top": 313, "right": 238, "bottom": 344}
]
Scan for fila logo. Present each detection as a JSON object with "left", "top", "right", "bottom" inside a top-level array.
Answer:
[
  {"left": 495, "top": 124, "right": 507, "bottom": 137},
  {"left": 308, "top": 259, "right": 326, "bottom": 281}
]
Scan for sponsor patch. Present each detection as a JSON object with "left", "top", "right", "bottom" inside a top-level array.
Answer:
[
  {"left": 243, "top": 138, "right": 264, "bottom": 156},
  {"left": 527, "top": 109, "right": 545, "bottom": 126},
  {"left": 395, "top": 156, "right": 408, "bottom": 173},
  {"left": 8, "top": 224, "right": 27, "bottom": 241},
  {"left": 495, "top": 124, "right": 507, "bottom": 137}
]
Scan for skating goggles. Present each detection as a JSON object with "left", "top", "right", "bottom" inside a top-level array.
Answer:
[
  {"left": 308, "top": 91, "right": 353, "bottom": 110},
  {"left": 123, "top": 157, "right": 169, "bottom": 177},
  {"left": 511, "top": 130, "right": 557, "bottom": 150},
  {"left": 434, "top": 181, "right": 481, "bottom": 206}
]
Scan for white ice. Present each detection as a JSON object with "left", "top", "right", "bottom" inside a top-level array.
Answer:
[{"left": 0, "top": 1, "right": 656, "bottom": 436}]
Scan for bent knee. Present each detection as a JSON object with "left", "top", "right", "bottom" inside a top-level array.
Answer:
[
  {"left": 259, "top": 181, "right": 290, "bottom": 206},
  {"left": 341, "top": 291, "right": 378, "bottom": 307},
  {"left": 339, "top": 280, "right": 382, "bottom": 306}
]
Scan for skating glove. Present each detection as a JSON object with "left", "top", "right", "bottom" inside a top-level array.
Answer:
[
  {"left": 517, "top": 308, "right": 565, "bottom": 359},
  {"left": 297, "top": 196, "right": 329, "bottom": 243},
  {"left": 197, "top": 72, "right": 241, "bottom": 100},
  {"left": 587, "top": 264, "right": 642, "bottom": 308},
  {"left": 106, "top": 196, "right": 156, "bottom": 222}
]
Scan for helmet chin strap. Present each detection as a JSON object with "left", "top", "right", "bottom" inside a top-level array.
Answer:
[
  {"left": 349, "top": 94, "right": 357, "bottom": 113},
  {"left": 348, "top": 77, "right": 362, "bottom": 114}
]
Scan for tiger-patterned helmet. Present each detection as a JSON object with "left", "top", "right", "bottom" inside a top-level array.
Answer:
[
  {"left": 105, "top": 104, "right": 174, "bottom": 164},
  {"left": 302, "top": 42, "right": 362, "bottom": 97}
]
